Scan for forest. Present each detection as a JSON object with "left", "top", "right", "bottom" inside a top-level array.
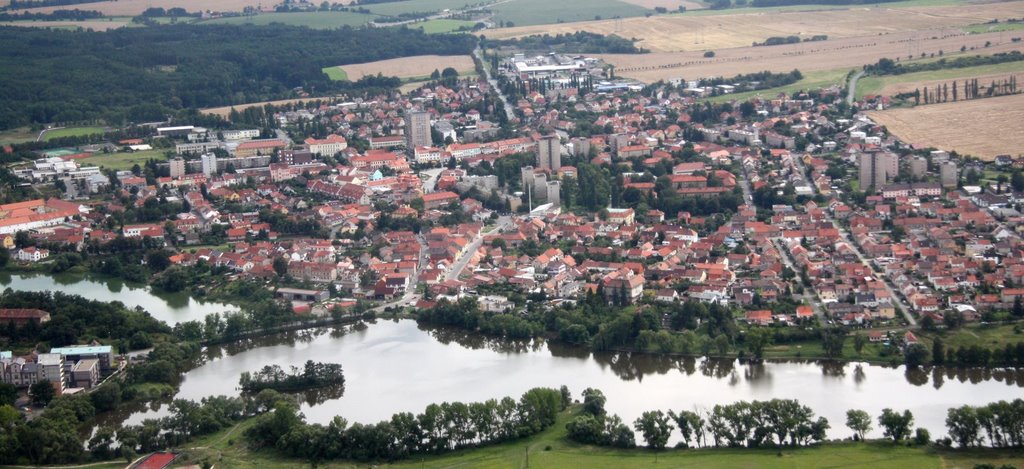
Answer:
[
  {"left": 486, "top": 32, "right": 644, "bottom": 54},
  {"left": 0, "top": 24, "right": 477, "bottom": 129}
]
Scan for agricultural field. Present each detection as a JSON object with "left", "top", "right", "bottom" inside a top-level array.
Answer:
[
  {"left": 0, "top": 19, "right": 130, "bottom": 30},
  {"left": 867, "top": 93, "right": 1024, "bottom": 161},
  {"left": 489, "top": 0, "right": 650, "bottom": 27},
  {"left": 201, "top": 11, "right": 378, "bottom": 29},
  {"left": 41, "top": 126, "right": 107, "bottom": 141},
  {"left": 597, "top": 30, "right": 1021, "bottom": 83},
  {"left": 78, "top": 149, "right": 170, "bottom": 171},
  {"left": 358, "top": 0, "right": 490, "bottom": 18},
  {"left": 322, "top": 66, "right": 348, "bottom": 81},
  {"left": 484, "top": 1, "right": 1024, "bottom": 52},
  {"left": 856, "top": 61, "right": 1024, "bottom": 98},
  {"left": 11, "top": 0, "right": 267, "bottom": 16},
  {"left": 619, "top": 0, "right": 705, "bottom": 9},
  {"left": 964, "top": 21, "right": 1024, "bottom": 34},
  {"left": 0, "top": 127, "right": 39, "bottom": 145},
  {"left": 200, "top": 96, "right": 346, "bottom": 118},
  {"left": 332, "top": 55, "right": 476, "bottom": 81},
  {"left": 412, "top": 18, "right": 476, "bottom": 34}
]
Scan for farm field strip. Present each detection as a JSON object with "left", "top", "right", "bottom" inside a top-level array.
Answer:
[
  {"left": 200, "top": 96, "right": 347, "bottom": 118},
  {"left": 866, "top": 93, "right": 1024, "bottom": 161},
  {"left": 12, "top": 0, "right": 268, "bottom": 16},
  {"left": 489, "top": 0, "right": 651, "bottom": 27},
  {"left": 200, "top": 11, "right": 378, "bottom": 28},
  {"left": 483, "top": 1, "right": 1024, "bottom": 52},
  {"left": 857, "top": 61, "right": 1024, "bottom": 97},
  {"left": 336, "top": 55, "right": 476, "bottom": 80},
  {"left": 0, "top": 19, "right": 130, "bottom": 30},
  {"left": 596, "top": 30, "right": 1024, "bottom": 83}
]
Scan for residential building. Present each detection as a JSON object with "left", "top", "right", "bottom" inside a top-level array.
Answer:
[
  {"left": 70, "top": 358, "right": 99, "bottom": 389},
  {"left": 940, "top": 161, "right": 958, "bottom": 188},
  {"left": 422, "top": 191, "right": 460, "bottom": 209},
  {"left": 305, "top": 134, "right": 347, "bottom": 156},
  {"left": 201, "top": 153, "right": 218, "bottom": 177},
  {"left": 0, "top": 308, "right": 51, "bottom": 327},
  {"left": 49, "top": 345, "right": 115, "bottom": 372},
  {"left": 406, "top": 110, "right": 432, "bottom": 148},
  {"left": 169, "top": 158, "right": 186, "bottom": 179},
  {"left": 15, "top": 246, "right": 49, "bottom": 262},
  {"left": 221, "top": 129, "right": 260, "bottom": 140},
  {"left": 536, "top": 135, "right": 561, "bottom": 170},
  {"left": 910, "top": 156, "right": 928, "bottom": 178},
  {"left": 858, "top": 151, "right": 898, "bottom": 191}
]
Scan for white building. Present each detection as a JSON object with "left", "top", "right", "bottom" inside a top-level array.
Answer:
[
  {"left": 414, "top": 146, "right": 444, "bottom": 164},
  {"left": 222, "top": 129, "right": 261, "bottom": 141},
  {"left": 201, "top": 153, "right": 218, "bottom": 177},
  {"left": 305, "top": 134, "right": 348, "bottom": 156}
]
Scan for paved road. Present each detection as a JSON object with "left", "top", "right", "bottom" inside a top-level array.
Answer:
[
  {"left": 773, "top": 238, "right": 826, "bottom": 320},
  {"left": 445, "top": 217, "right": 511, "bottom": 281},
  {"left": 846, "top": 70, "right": 865, "bottom": 105},
  {"left": 420, "top": 167, "right": 445, "bottom": 193},
  {"left": 474, "top": 47, "right": 517, "bottom": 120}
]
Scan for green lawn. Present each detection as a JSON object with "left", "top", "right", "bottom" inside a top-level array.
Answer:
[
  {"left": 322, "top": 66, "right": 348, "bottom": 81},
  {"left": 965, "top": 22, "right": 1024, "bottom": 34},
  {"left": 42, "top": 126, "right": 106, "bottom": 141},
  {"left": 412, "top": 18, "right": 476, "bottom": 34},
  {"left": 919, "top": 323, "right": 1024, "bottom": 350},
  {"left": 201, "top": 11, "right": 378, "bottom": 29},
  {"left": 169, "top": 410, "right": 1024, "bottom": 469},
  {"left": 856, "top": 61, "right": 1024, "bottom": 98},
  {"left": 79, "top": 149, "right": 171, "bottom": 171},
  {"left": 708, "top": 68, "right": 852, "bottom": 103},
  {"left": 491, "top": 0, "right": 649, "bottom": 27}
]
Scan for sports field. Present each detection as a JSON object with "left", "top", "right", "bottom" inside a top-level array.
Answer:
[
  {"left": 42, "top": 126, "right": 106, "bottom": 141},
  {"left": 867, "top": 93, "right": 1024, "bottom": 161},
  {"left": 78, "top": 149, "right": 170, "bottom": 170}
]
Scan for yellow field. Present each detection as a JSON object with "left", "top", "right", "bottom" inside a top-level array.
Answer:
[
  {"left": 200, "top": 96, "right": 345, "bottom": 118},
  {"left": 867, "top": 93, "right": 1024, "bottom": 160},
  {"left": 14, "top": 0, "right": 266, "bottom": 16},
  {"left": 337, "top": 55, "right": 476, "bottom": 80},
  {"left": 596, "top": 30, "right": 1023, "bottom": 83},
  {"left": 619, "top": 0, "right": 705, "bottom": 9},
  {"left": 485, "top": 1, "right": 1024, "bottom": 53}
]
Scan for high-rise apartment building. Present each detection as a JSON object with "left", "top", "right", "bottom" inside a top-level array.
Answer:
[{"left": 405, "top": 111, "right": 432, "bottom": 149}]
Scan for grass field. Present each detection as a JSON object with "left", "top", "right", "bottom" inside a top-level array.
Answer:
[
  {"left": 200, "top": 96, "right": 345, "bottom": 117},
  {"left": 965, "top": 22, "right": 1024, "bottom": 34},
  {"left": 867, "top": 93, "right": 1024, "bottom": 161},
  {"left": 0, "top": 127, "right": 38, "bottom": 145},
  {"left": 12, "top": 0, "right": 266, "bottom": 16},
  {"left": 170, "top": 410, "right": 1024, "bottom": 469},
  {"left": 490, "top": 0, "right": 650, "bottom": 27},
  {"left": 919, "top": 323, "right": 1024, "bottom": 350},
  {"left": 42, "top": 126, "right": 106, "bottom": 141},
  {"left": 709, "top": 67, "right": 851, "bottom": 103},
  {"left": 359, "top": 0, "right": 491, "bottom": 18},
  {"left": 322, "top": 66, "right": 349, "bottom": 81},
  {"left": 79, "top": 149, "right": 170, "bottom": 171},
  {"left": 201, "top": 11, "right": 377, "bottom": 28},
  {"left": 0, "top": 19, "right": 130, "bottom": 30},
  {"left": 412, "top": 18, "right": 477, "bottom": 34},
  {"left": 857, "top": 61, "right": 1024, "bottom": 98}
]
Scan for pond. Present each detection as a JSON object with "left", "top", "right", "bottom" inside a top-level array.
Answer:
[
  {"left": 0, "top": 272, "right": 236, "bottom": 325},
  {"left": 100, "top": 319, "right": 1024, "bottom": 440}
]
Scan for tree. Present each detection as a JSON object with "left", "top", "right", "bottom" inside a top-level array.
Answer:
[
  {"left": 89, "top": 383, "right": 122, "bottom": 412},
  {"left": 0, "top": 383, "right": 15, "bottom": 406},
  {"left": 913, "top": 427, "right": 930, "bottom": 446},
  {"left": 582, "top": 388, "right": 607, "bottom": 417},
  {"left": 30, "top": 380, "right": 55, "bottom": 406},
  {"left": 273, "top": 257, "right": 289, "bottom": 277},
  {"left": 821, "top": 328, "right": 846, "bottom": 359},
  {"left": 634, "top": 410, "right": 673, "bottom": 450},
  {"left": 878, "top": 408, "right": 914, "bottom": 442},
  {"left": 669, "top": 410, "right": 706, "bottom": 448},
  {"left": 845, "top": 409, "right": 872, "bottom": 440},
  {"left": 853, "top": 334, "right": 867, "bottom": 355},
  {"left": 1014, "top": 295, "right": 1024, "bottom": 318},
  {"left": 745, "top": 328, "right": 771, "bottom": 360},
  {"left": 932, "top": 337, "right": 945, "bottom": 365},
  {"left": 945, "top": 405, "right": 981, "bottom": 448},
  {"left": 904, "top": 343, "right": 929, "bottom": 367}
]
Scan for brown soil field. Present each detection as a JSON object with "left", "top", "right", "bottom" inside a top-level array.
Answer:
[
  {"left": 484, "top": 1, "right": 1024, "bottom": 53},
  {"left": 867, "top": 93, "right": 1024, "bottom": 160},
  {"left": 16, "top": 0, "right": 265, "bottom": 16},
  {"left": 620, "top": 0, "right": 706, "bottom": 9},
  {"left": 878, "top": 72, "right": 1024, "bottom": 95},
  {"left": 596, "top": 30, "right": 1024, "bottom": 82},
  {"left": 0, "top": 19, "right": 128, "bottom": 29},
  {"left": 339, "top": 55, "right": 476, "bottom": 80},
  {"left": 200, "top": 97, "right": 345, "bottom": 118}
]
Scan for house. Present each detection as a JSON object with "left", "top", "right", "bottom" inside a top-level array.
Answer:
[
  {"left": 0, "top": 308, "right": 51, "bottom": 327},
  {"left": 600, "top": 268, "right": 644, "bottom": 304},
  {"left": 16, "top": 246, "right": 49, "bottom": 262},
  {"left": 745, "top": 310, "right": 773, "bottom": 326},
  {"left": 305, "top": 134, "right": 347, "bottom": 156},
  {"left": 422, "top": 191, "right": 460, "bottom": 210}
]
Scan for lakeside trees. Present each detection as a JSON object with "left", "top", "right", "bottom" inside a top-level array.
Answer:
[{"left": 238, "top": 361, "right": 345, "bottom": 393}]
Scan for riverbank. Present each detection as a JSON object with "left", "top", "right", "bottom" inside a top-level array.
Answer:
[{"left": 169, "top": 410, "right": 1024, "bottom": 469}]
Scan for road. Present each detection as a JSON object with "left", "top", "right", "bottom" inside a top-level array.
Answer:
[
  {"left": 846, "top": 70, "right": 865, "bottom": 105},
  {"left": 786, "top": 148, "right": 918, "bottom": 327},
  {"left": 275, "top": 128, "right": 293, "bottom": 147},
  {"left": 445, "top": 216, "right": 512, "bottom": 281},
  {"left": 420, "top": 167, "right": 445, "bottom": 193},
  {"left": 473, "top": 47, "right": 517, "bottom": 121},
  {"left": 772, "top": 238, "right": 825, "bottom": 320}
]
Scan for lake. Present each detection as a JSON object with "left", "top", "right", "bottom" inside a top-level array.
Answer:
[
  {"left": 0, "top": 272, "right": 236, "bottom": 325},
  {"left": 102, "top": 319, "right": 1024, "bottom": 440}
]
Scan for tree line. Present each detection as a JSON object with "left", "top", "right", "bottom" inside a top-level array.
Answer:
[
  {"left": 0, "top": 8, "right": 102, "bottom": 20},
  {"left": 946, "top": 399, "right": 1024, "bottom": 448},
  {"left": 904, "top": 76, "right": 1019, "bottom": 105},
  {"left": 866, "top": 51, "right": 1024, "bottom": 76},
  {"left": 485, "top": 31, "right": 643, "bottom": 54}
]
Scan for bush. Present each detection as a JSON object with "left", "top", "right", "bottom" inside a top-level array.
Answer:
[
  {"left": 914, "top": 427, "right": 931, "bottom": 446},
  {"left": 704, "top": 51, "right": 716, "bottom": 58}
]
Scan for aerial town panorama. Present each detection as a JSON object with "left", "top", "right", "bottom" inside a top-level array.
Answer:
[{"left": 0, "top": 0, "right": 1023, "bottom": 467}]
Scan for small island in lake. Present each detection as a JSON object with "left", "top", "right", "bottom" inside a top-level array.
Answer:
[{"left": 239, "top": 360, "right": 345, "bottom": 393}]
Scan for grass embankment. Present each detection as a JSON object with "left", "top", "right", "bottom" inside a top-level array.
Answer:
[
  {"left": 918, "top": 322, "right": 1024, "bottom": 350},
  {"left": 173, "top": 410, "right": 1024, "bottom": 468}
]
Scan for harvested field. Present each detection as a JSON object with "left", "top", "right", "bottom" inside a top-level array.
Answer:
[
  {"left": 620, "top": 0, "right": 705, "bottom": 8},
  {"left": 866, "top": 93, "right": 1024, "bottom": 160},
  {"left": 15, "top": 0, "right": 266, "bottom": 16},
  {"left": 596, "top": 30, "right": 1024, "bottom": 82},
  {"left": 338, "top": 55, "right": 475, "bottom": 80},
  {"left": 876, "top": 71, "right": 1024, "bottom": 95},
  {"left": 0, "top": 19, "right": 129, "bottom": 30},
  {"left": 200, "top": 97, "right": 345, "bottom": 118},
  {"left": 484, "top": 1, "right": 1024, "bottom": 52}
]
